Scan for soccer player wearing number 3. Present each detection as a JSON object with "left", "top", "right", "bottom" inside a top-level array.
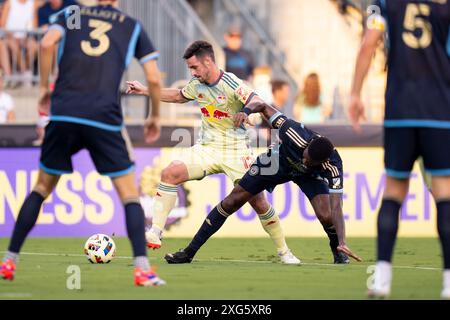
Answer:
[
  {"left": 349, "top": 0, "right": 450, "bottom": 298},
  {"left": 0, "top": 0, "right": 166, "bottom": 286}
]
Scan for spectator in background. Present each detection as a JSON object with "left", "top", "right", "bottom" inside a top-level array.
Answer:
[
  {"left": 271, "top": 79, "right": 290, "bottom": 110},
  {"left": 294, "top": 73, "right": 331, "bottom": 124},
  {"left": 38, "top": 0, "right": 78, "bottom": 30},
  {"left": 0, "top": 70, "right": 15, "bottom": 123},
  {"left": 0, "top": 0, "right": 39, "bottom": 88},
  {"left": 0, "top": 0, "right": 12, "bottom": 83},
  {"left": 223, "top": 25, "right": 255, "bottom": 82}
]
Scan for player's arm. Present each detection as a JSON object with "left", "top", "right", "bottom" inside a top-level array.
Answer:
[
  {"left": 329, "top": 193, "right": 346, "bottom": 246},
  {"left": 233, "top": 95, "right": 278, "bottom": 127},
  {"left": 141, "top": 59, "right": 162, "bottom": 142},
  {"left": 132, "top": 24, "right": 164, "bottom": 143},
  {"left": 349, "top": 27, "right": 384, "bottom": 132},
  {"left": 39, "top": 27, "right": 63, "bottom": 114},
  {"left": 126, "top": 83, "right": 190, "bottom": 104},
  {"left": 329, "top": 193, "right": 362, "bottom": 262}
]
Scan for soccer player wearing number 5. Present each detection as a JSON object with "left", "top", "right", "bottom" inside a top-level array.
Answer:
[
  {"left": 349, "top": 0, "right": 450, "bottom": 298},
  {"left": 0, "top": 0, "right": 165, "bottom": 287},
  {"left": 127, "top": 41, "right": 302, "bottom": 264}
]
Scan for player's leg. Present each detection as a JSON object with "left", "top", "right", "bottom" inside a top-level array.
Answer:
[
  {"left": 248, "top": 192, "right": 300, "bottom": 264},
  {"left": 420, "top": 128, "right": 450, "bottom": 299},
  {"left": 294, "top": 175, "right": 344, "bottom": 263},
  {"left": 147, "top": 144, "right": 212, "bottom": 248},
  {"left": 223, "top": 146, "right": 300, "bottom": 263},
  {"left": 432, "top": 177, "right": 450, "bottom": 299},
  {"left": 165, "top": 184, "right": 254, "bottom": 264},
  {"left": 1, "top": 170, "right": 60, "bottom": 280},
  {"left": 2, "top": 121, "right": 76, "bottom": 280},
  {"left": 84, "top": 126, "right": 165, "bottom": 286},
  {"left": 111, "top": 173, "right": 165, "bottom": 286},
  {"left": 369, "top": 127, "right": 417, "bottom": 298},
  {"left": 165, "top": 154, "right": 282, "bottom": 264},
  {"left": 146, "top": 160, "right": 189, "bottom": 248}
]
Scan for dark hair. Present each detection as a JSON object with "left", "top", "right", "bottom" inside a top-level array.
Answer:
[
  {"left": 271, "top": 80, "right": 289, "bottom": 94},
  {"left": 308, "top": 137, "right": 334, "bottom": 162},
  {"left": 183, "top": 41, "right": 215, "bottom": 62}
]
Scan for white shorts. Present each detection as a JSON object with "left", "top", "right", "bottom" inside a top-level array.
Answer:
[{"left": 175, "top": 143, "right": 255, "bottom": 184}]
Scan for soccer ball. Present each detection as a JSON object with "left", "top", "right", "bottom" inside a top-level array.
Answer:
[{"left": 83, "top": 234, "right": 116, "bottom": 264}]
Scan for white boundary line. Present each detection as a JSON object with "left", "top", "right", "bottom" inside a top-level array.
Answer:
[{"left": 0, "top": 251, "right": 441, "bottom": 271}]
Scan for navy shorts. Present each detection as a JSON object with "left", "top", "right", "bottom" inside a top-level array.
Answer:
[
  {"left": 384, "top": 127, "right": 450, "bottom": 178},
  {"left": 239, "top": 151, "right": 333, "bottom": 200},
  {"left": 40, "top": 121, "right": 135, "bottom": 177}
]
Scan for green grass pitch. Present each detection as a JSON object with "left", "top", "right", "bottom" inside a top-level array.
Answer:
[{"left": 0, "top": 237, "right": 444, "bottom": 300}]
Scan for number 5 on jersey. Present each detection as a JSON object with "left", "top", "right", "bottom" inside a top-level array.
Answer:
[{"left": 81, "top": 19, "right": 113, "bottom": 57}]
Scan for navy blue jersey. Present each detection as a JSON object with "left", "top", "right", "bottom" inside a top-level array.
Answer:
[
  {"left": 270, "top": 112, "right": 342, "bottom": 181},
  {"left": 373, "top": 0, "right": 450, "bottom": 127},
  {"left": 48, "top": 4, "right": 159, "bottom": 130}
]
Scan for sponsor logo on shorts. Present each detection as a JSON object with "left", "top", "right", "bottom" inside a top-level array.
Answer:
[
  {"left": 333, "top": 178, "right": 342, "bottom": 189},
  {"left": 249, "top": 165, "right": 260, "bottom": 176}
]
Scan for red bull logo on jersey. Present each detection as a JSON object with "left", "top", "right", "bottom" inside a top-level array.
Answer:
[
  {"left": 200, "top": 106, "right": 232, "bottom": 120},
  {"left": 213, "top": 110, "right": 231, "bottom": 120}
]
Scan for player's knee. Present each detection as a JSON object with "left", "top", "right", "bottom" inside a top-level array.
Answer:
[{"left": 160, "top": 162, "right": 187, "bottom": 185}]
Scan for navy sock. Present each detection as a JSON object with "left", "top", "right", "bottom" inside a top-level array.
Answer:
[
  {"left": 437, "top": 201, "right": 450, "bottom": 269},
  {"left": 125, "top": 202, "right": 147, "bottom": 257},
  {"left": 8, "top": 192, "right": 45, "bottom": 253},
  {"left": 377, "top": 199, "right": 401, "bottom": 262},
  {"left": 185, "top": 203, "right": 229, "bottom": 258},
  {"left": 323, "top": 225, "right": 339, "bottom": 251}
]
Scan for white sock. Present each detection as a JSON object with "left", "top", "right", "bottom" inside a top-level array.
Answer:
[
  {"left": 444, "top": 270, "right": 450, "bottom": 290},
  {"left": 134, "top": 256, "right": 150, "bottom": 271},
  {"left": 150, "top": 225, "right": 162, "bottom": 238},
  {"left": 375, "top": 261, "right": 392, "bottom": 289},
  {"left": 3, "top": 251, "right": 18, "bottom": 263}
]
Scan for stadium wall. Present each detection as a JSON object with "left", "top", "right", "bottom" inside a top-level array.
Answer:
[{"left": 0, "top": 146, "right": 435, "bottom": 238}]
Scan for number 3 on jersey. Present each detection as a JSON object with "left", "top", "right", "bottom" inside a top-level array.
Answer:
[
  {"left": 81, "top": 19, "right": 113, "bottom": 57},
  {"left": 402, "top": 3, "right": 432, "bottom": 49}
]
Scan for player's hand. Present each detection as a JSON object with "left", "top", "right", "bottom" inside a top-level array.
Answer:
[
  {"left": 338, "top": 244, "right": 362, "bottom": 262},
  {"left": 348, "top": 94, "right": 366, "bottom": 133},
  {"left": 143, "top": 117, "right": 161, "bottom": 144},
  {"left": 38, "top": 87, "right": 52, "bottom": 116},
  {"left": 234, "top": 112, "right": 249, "bottom": 128},
  {"left": 126, "top": 81, "right": 148, "bottom": 96}
]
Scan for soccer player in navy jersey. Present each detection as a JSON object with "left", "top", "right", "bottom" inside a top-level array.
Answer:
[
  {"left": 164, "top": 102, "right": 362, "bottom": 265},
  {"left": 0, "top": 0, "right": 165, "bottom": 286},
  {"left": 349, "top": 0, "right": 450, "bottom": 298}
]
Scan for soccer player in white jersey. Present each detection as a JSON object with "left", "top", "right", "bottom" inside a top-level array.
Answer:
[{"left": 127, "top": 40, "right": 301, "bottom": 264}]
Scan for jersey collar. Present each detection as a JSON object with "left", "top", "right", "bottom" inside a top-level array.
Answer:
[{"left": 206, "top": 70, "right": 224, "bottom": 87}]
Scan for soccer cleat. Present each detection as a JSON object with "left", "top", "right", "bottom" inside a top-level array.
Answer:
[
  {"left": 164, "top": 249, "right": 193, "bottom": 264},
  {"left": 0, "top": 259, "right": 16, "bottom": 281},
  {"left": 278, "top": 250, "right": 301, "bottom": 265},
  {"left": 441, "top": 288, "right": 450, "bottom": 300},
  {"left": 333, "top": 251, "right": 350, "bottom": 264},
  {"left": 134, "top": 268, "right": 166, "bottom": 287},
  {"left": 367, "top": 263, "right": 392, "bottom": 299},
  {"left": 145, "top": 228, "right": 162, "bottom": 250},
  {"left": 331, "top": 247, "right": 350, "bottom": 264},
  {"left": 367, "top": 286, "right": 390, "bottom": 299}
]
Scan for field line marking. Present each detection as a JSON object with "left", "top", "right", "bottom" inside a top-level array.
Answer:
[{"left": 0, "top": 251, "right": 441, "bottom": 271}]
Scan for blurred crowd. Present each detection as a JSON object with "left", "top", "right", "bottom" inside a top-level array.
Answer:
[
  {"left": 0, "top": 0, "right": 77, "bottom": 91},
  {"left": 222, "top": 25, "right": 338, "bottom": 126},
  {"left": 0, "top": 2, "right": 345, "bottom": 127}
]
